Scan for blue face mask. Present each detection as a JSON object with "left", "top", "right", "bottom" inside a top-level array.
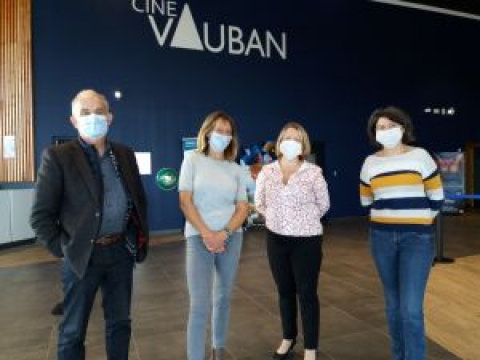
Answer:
[
  {"left": 375, "top": 127, "right": 403, "bottom": 149},
  {"left": 77, "top": 114, "right": 108, "bottom": 140},
  {"left": 279, "top": 139, "right": 302, "bottom": 161},
  {"left": 209, "top": 131, "right": 232, "bottom": 153}
]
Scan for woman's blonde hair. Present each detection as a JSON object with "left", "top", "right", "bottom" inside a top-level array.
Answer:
[
  {"left": 275, "top": 121, "right": 311, "bottom": 160},
  {"left": 196, "top": 111, "right": 239, "bottom": 161}
]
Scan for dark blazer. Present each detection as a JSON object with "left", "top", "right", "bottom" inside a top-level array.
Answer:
[{"left": 30, "top": 140, "right": 149, "bottom": 278}]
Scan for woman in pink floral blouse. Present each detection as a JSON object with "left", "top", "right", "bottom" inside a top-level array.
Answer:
[{"left": 255, "top": 122, "right": 330, "bottom": 360}]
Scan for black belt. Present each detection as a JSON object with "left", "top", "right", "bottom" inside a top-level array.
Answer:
[{"left": 95, "top": 233, "right": 125, "bottom": 246}]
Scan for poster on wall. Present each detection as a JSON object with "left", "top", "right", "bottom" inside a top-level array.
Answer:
[
  {"left": 134, "top": 152, "right": 152, "bottom": 175},
  {"left": 182, "top": 137, "right": 197, "bottom": 153},
  {"left": 239, "top": 141, "right": 276, "bottom": 229},
  {"left": 434, "top": 151, "right": 465, "bottom": 214},
  {"left": 2, "top": 135, "right": 16, "bottom": 158}
]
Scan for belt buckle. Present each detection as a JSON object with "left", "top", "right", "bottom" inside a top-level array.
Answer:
[{"left": 96, "top": 233, "right": 123, "bottom": 246}]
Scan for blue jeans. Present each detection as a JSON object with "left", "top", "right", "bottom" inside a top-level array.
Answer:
[
  {"left": 58, "top": 241, "right": 134, "bottom": 360},
  {"left": 186, "top": 233, "right": 243, "bottom": 360},
  {"left": 370, "top": 228, "right": 434, "bottom": 360}
]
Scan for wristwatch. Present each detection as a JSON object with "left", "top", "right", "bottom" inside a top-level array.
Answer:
[{"left": 223, "top": 226, "right": 233, "bottom": 237}]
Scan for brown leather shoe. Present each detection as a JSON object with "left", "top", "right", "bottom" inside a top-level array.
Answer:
[{"left": 51, "top": 301, "right": 63, "bottom": 316}]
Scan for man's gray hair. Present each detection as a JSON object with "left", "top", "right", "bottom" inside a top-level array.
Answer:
[{"left": 71, "top": 89, "right": 109, "bottom": 116}]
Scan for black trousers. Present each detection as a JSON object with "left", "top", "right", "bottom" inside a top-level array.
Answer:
[{"left": 266, "top": 230, "right": 323, "bottom": 350}]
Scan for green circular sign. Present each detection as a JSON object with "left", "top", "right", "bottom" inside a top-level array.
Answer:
[{"left": 155, "top": 168, "right": 178, "bottom": 191}]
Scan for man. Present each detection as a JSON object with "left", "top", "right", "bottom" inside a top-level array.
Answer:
[{"left": 30, "top": 89, "right": 149, "bottom": 360}]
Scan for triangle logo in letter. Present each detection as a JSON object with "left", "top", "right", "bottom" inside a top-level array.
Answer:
[{"left": 170, "top": 4, "right": 204, "bottom": 51}]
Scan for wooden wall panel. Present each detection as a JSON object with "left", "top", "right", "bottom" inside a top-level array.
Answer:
[{"left": 0, "top": 0, "right": 34, "bottom": 183}]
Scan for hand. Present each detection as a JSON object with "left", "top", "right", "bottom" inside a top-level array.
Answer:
[
  {"left": 211, "top": 230, "right": 229, "bottom": 253},
  {"left": 201, "top": 230, "right": 217, "bottom": 252},
  {"left": 201, "top": 230, "right": 225, "bottom": 253},
  {"left": 202, "top": 230, "right": 228, "bottom": 253}
]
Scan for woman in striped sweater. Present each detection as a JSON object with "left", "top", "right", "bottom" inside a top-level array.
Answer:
[{"left": 359, "top": 106, "right": 444, "bottom": 360}]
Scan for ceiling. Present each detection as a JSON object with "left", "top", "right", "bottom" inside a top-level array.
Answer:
[{"left": 371, "top": 0, "right": 480, "bottom": 21}]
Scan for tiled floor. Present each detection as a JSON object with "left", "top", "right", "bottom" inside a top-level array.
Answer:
[{"left": 0, "top": 216, "right": 472, "bottom": 360}]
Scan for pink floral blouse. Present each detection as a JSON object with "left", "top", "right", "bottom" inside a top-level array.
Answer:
[{"left": 254, "top": 161, "right": 330, "bottom": 237}]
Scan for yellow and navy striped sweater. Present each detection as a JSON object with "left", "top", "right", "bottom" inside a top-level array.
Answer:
[{"left": 360, "top": 147, "right": 444, "bottom": 232}]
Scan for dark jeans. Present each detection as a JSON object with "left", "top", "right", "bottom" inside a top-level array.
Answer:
[
  {"left": 58, "top": 241, "right": 134, "bottom": 360},
  {"left": 370, "top": 228, "right": 434, "bottom": 360},
  {"left": 266, "top": 230, "right": 323, "bottom": 350}
]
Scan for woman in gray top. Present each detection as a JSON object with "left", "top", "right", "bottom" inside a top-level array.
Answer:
[{"left": 179, "top": 111, "right": 249, "bottom": 360}]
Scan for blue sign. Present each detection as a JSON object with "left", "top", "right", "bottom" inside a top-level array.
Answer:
[{"left": 182, "top": 137, "right": 197, "bottom": 152}]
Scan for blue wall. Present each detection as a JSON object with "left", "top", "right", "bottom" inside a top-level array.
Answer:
[{"left": 32, "top": 0, "right": 480, "bottom": 231}]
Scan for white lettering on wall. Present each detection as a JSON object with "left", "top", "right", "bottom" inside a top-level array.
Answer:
[
  {"left": 244, "top": 29, "right": 265, "bottom": 58},
  {"left": 135, "top": 1, "right": 288, "bottom": 60},
  {"left": 266, "top": 31, "right": 287, "bottom": 60},
  {"left": 203, "top": 23, "right": 225, "bottom": 53},
  {"left": 228, "top": 26, "right": 244, "bottom": 55},
  {"left": 170, "top": 4, "right": 204, "bottom": 50},
  {"left": 132, "top": 0, "right": 177, "bottom": 16},
  {"left": 148, "top": 16, "right": 174, "bottom": 46}
]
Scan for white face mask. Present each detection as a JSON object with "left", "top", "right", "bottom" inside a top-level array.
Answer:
[
  {"left": 376, "top": 127, "right": 403, "bottom": 149},
  {"left": 77, "top": 114, "right": 108, "bottom": 140},
  {"left": 279, "top": 139, "right": 302, "bottom": 161},
  {"left": 209, "top": 131, "right": 232, "bottom": 153}
]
